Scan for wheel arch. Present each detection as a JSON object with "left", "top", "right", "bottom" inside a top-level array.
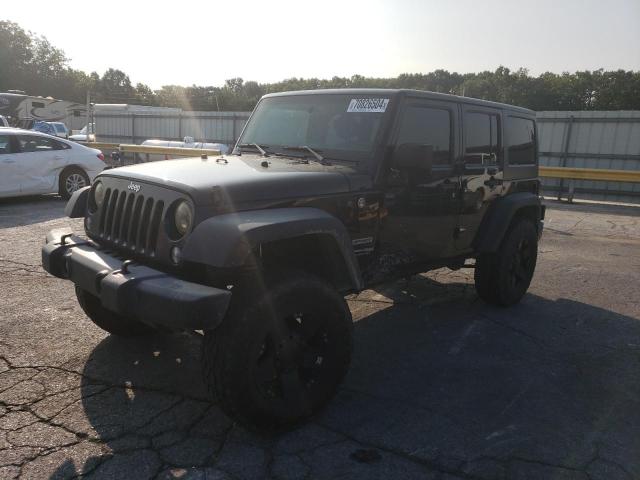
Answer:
[
  {"left": 473, "top": 192, "right": 543, "bottom": 254},
  {"left": 182, "top": 207, "right": 364, "bottom": 293},
  {"left": 58, "top": 165, "right": 91, "bottom": 198},
  {"left": 58, "top": 164, "right": 89, "bottom": 186}
]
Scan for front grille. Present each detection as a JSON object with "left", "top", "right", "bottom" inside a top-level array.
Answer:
[{"left": 97, "top": 188, "right": 164, "bottom": 254}]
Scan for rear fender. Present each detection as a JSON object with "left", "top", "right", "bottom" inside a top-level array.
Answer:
[{"left": 473, "top": 192, "right": 543, "bottom": 253}]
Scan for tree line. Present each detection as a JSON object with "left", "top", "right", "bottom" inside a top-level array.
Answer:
[{"left": 2, "top": 20, "right": 639, "bottom": 112}]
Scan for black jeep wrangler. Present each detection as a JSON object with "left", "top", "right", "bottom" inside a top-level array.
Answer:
[{"left": 42, "top": 89, "right": 544, "bottom": 429}]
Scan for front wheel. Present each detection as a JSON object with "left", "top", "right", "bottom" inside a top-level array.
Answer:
[
  {"left": 202, "top": 271, "right": 353, "bottom": 430},
  {"left": 474, "top": 218, "right": 538, "bottom": 306}
]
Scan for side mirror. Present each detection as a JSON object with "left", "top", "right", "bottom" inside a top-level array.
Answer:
[{"left": 393, "top": 143, "right": 433, "bottom": 174}]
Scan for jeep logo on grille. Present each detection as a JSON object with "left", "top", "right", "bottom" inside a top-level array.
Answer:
[{"left": 127, "top": 182, "right": 141, "bottom": 193}]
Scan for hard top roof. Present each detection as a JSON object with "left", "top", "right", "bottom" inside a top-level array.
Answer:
[{"left": 262, "top": 88, "right": 534, "bottom": 115}]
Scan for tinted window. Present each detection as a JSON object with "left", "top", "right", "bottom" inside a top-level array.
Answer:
[
  {"left": 0, "top": 135, "right": 13, "bottom": 154},
  {"left": 396, "top": 106, "right": 451, "bottom": 164},
  {"left": 18, "top": 135, "right": 64, "bottom": 153},
  {"left": 32, "top": 101, "right": 45, "bottom": 108},
  {"left": 507, "top": 117, "right": 536, "bottom": 165},
  {"left": 464, "top": 112, "right": 500, "bottom": 163}
]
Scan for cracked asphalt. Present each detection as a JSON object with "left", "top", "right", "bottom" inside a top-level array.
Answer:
[{"left": 1, "top": 195, "right": 639, "bottom": 480}]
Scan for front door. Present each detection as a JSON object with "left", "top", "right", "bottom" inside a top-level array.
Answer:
[{"left": 378, "top": 98, "right": 460, "bottom": 266}]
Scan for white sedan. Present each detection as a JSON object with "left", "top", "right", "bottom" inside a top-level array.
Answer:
[{"left": 0, "top": 128, "right": 105, "bottom": 199}]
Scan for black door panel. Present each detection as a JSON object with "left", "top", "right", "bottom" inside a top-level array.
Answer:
[{"left": 378, "top": 99, "right": 460, "bottom": 263}]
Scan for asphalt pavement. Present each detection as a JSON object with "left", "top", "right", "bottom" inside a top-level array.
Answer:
[{"left": 1, "top": 195, "right": 639, "bottom": 479}]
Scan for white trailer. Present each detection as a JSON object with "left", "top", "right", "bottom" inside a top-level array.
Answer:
[{"left": 0, "top": 93, "right": 87, "bottom": 130}]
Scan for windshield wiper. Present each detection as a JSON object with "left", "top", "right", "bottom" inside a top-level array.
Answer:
[
  {"left": 237, "top": 143, "right": 269, "bottom": 156},
  {"left": 282, "top": 145, "right": 329, "bottom": 165}
]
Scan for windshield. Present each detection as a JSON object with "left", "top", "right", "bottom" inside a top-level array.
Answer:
[{"left": 238, "top": 94, "right": 391, "bottom": 162}]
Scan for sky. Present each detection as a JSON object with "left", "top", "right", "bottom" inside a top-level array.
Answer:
[{"left": 3, "top": 0, "right": 640, "bottom": 89}]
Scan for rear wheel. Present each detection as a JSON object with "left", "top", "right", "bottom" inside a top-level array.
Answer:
[
  {"left": 75, "top": 287, "right": 153, "bottom": 337},
  {"left": 202, "top": 271, "right": 353, "bottom": 430},
  {"left": 59, "top": 167, "right": 89, "bottom": 199},
  {"left": 474, "top": 218, "right": 538, "bottom": 306}
]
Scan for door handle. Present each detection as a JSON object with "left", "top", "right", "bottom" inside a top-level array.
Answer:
[
  {"left": 2, "top": 159, "right": 16, "bottom": 164},
  {"left": 54, "top": 155, "right": 64, "bottom": 160}
]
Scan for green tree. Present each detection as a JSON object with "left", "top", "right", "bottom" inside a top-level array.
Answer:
[{"left": 3, "top": 21, "right": 640, "bottom": 112}]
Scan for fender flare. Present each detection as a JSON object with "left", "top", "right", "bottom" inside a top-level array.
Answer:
[
  {"left": 64, "top": 186, "right": 90, "bottom": 218},
  {"left": 473, "top": 192, "right": 543, "bottom": 253},
  {"left": 182, "top": 207, "right": 364, "bottom": 291}
]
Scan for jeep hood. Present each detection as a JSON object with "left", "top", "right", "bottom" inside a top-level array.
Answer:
[{"left": 100, "top": 155, "right": 369, "bottom": 206}]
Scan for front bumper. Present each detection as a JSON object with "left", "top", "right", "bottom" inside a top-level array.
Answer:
[{"left": 42, "top": 229, "right": 231, "bottom": 331}]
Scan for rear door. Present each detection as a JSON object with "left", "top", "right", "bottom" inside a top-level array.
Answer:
[
  {"left": 0, "top": 134, "right": 21, "bottom": 196},
  {"left": 455, "top": 105, "right": 503, "bottom": 251},
  {"left": 15, "top": 134, "right": 70, "bottom": 194}
]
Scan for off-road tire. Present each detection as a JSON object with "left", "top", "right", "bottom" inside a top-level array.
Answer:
[
  {"left": 474, "top": 218, "right": 538, "bottom": 307},
  {"left": 75, "top": 287, "right": 153, "bottom": 336},
  {"left": 202, "top": 271, "right": 353, "bottom": 431},
  {"left": 59, "top": 167, "right": 89, "bottom": 199}
]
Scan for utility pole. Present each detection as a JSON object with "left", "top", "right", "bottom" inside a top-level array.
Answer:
[{"left": 85, "top": 91, "right": 91, "bottom": 139}]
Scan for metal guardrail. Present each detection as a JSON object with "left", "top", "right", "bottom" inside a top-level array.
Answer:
[
  {"left": 82, "top": 142, "right": 221, "bottom": 157},
  {"left": 83, "top": 142, "right": 120, "bottom": 151},
  {"left": 539, "top": 166, "right": 640, "bottom": 202},
  {"left": 539, "top": 166, "right": 640, "bottom": 183},
  {"left": 118, "top": 144, "right": 221, "bottom": 157}
]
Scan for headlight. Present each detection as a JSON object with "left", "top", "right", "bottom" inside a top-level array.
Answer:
[
  {"left": 93, "top": 181, "right": 105, "bottom": 208},
  {"left": 174, "top": 201, "right": 193, "bottom": 236}
]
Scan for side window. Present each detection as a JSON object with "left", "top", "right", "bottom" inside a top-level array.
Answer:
[
  {"left": 507, "top": 117, "right": 536, "bottom": 165},
  {"left": 17, "top": 135, "right": 64, "bottom": 153},
  {"left": 396, "top": 106, "right": 451, "bottom": 165},
  {"left": 0, "top": 135, "right": 14, "bottom": 154},
  {"left": 464, "top": 112, "right": 500, "bottom": 164},
  {"left": 31, "top": 101, "right": 45, "bottom": 108}
]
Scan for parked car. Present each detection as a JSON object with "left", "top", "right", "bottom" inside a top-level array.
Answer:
[
  {"left": 42, "top": 89, "right": 544, "bottom": 430},
  {"left": 69, "top": 123, "right": 95, "bottom": 143},
  {"left": 0, "top": 128, "right": 105, "bottom": 199},
  {"left": 33, "top": 121, "right": 69, "bottom": 139},
  {"left": 32, "top": 120, "right": 54, "bottom": 135},
  {"left": 49, "top": 122, "right": 69, "bottom": 139}
]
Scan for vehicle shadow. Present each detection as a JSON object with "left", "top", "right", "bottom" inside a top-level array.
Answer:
[
  {"left": 0, "top": 194, "right": 67, "bottom": 228},
  {"left": 71, "top": 276, "right": 640, "bottom": 479}
]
